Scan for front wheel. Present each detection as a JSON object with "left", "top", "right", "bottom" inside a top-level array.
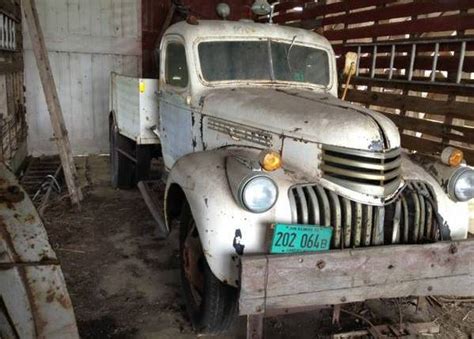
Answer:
[{"left": 179, "top": 203, "right": 238, "bottom": 335}]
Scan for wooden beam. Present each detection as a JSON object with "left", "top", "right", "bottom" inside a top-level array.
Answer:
[
  {"left": 240, "top": 240, "right": 474, "bottom": 315},
  {"left": 350, "top": 76, "right": 474, "bottom": 97},
  {"left": 22, "top": 0, "right": 82, "bottom": 206},
  {"left": 246, "top": 314, "right": 264, "bottom": 339},
  {"left": 344, "top": 89, "right": 474, "bottom": 121},
  {"left": 324, "top": 14, "right": 474, "bottom": 41}
]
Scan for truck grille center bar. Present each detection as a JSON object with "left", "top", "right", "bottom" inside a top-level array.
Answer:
[
  {"left": 289, "top": 181, "right": 438, "bottom": 248},
  {"left": 321, "top": 145, "right": 402, "bottom": 197}
]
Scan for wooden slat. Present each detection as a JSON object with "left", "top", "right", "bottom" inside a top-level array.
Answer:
[
  {"left": 338, "top": 55, "right": 474, "bottom": 73},
  {"left": 333, "top": 39, "right": 474, "bottom": 55},
  {"left": 350, "top": 76, "right": 474, "bottom": 97},
  {"left": 345, "top": 89, "right": 474, "bottom": 121},
  {"left": 318, "top": 0, "right": 473, "bottom": 28},
  {"left": 401, "top": 134, "right": 474, "bottom": 163},
  {"left": 382, "top": 113, "right": 474, "bottom": 144},
  {"left": 240, "top": 240, "right": 474, "bottom": 315},
  {"left": 324, "top": 14, "right": 474, "bottom": 41},
  {"left": 272, "top": 0, "right": 398, "bottom": 24}
]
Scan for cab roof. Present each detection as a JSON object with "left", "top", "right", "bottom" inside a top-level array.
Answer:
[{"left": 164, "top": 20, "right": 333, "bottom": 49}]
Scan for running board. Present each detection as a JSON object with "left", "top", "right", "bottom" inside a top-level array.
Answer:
[{"left": 137, "top": 180, "right": 169, "bottom": 239}]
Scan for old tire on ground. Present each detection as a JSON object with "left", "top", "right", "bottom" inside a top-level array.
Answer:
[
  {"left": 179, "top": 202, "right": 238, "bottom": 335},
  {"left": 109, "top": 114, "right": 134, "bottom": 189}
]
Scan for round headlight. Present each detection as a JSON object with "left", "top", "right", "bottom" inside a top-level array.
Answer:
[
  {"left": 450, "top": 167, "right": 474, "bottom": 202},
  {"left": 241, "top": 176, "right": 278, "bottom": 213}
]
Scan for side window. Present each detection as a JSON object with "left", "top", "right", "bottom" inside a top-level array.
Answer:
[{"left": 165, "top": 43, "right": 188, "bottom": 88}]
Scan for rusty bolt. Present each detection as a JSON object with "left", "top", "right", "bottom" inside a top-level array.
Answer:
[
  {"left": 256, "top": 305, "right": 263, "bottom": 313},
  {"left": 340, "top": 297, "right": 347, "bottom": 303},
  {"left": 316, "top": 260, "right": 326, "bottom": 270},
  {"left": 427, "top": 286, "right": 433, "bottom": 292},
  {"left": 449, "top": 244, "right": 458, "bottom": 254}
]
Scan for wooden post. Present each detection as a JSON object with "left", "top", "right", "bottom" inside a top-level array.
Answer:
[
  {"left": 22, "top": 0, "right": 82, "bottom": 205},
  {"left": 247, "top": 314, "right": 264, "bottom": 339}
]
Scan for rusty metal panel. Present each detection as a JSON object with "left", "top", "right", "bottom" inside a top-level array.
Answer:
[{"left": 0, "top": 163, "right": 78, "bottom": 338}]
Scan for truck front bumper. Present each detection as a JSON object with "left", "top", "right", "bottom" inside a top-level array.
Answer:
[{"left": 239, "top": 239, "right": 474, "bottom": 315}]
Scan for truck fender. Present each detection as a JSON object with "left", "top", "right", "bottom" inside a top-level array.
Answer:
[{"left": 164, "top": 149, "right": 293, "bottom": 287}]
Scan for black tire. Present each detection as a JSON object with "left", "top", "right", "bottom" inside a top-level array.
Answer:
[
  {"left": 179, "top": 203, "right": 238, "bottom": 335},
  {"left": 109, "top": 115, "right": 134, "bottom": 189}
]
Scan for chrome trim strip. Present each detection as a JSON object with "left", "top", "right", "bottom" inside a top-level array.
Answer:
[
  {"left": 295, "top": 186, "right": 308, "bottom": 224},
  {"left": 328, "top": 191, "right": 341, "bottom": 248},
  {"left": 353, "top": 202, "right": 362, "bottom": 247},
  {"left": 321, "top": 164, "right": 401, "bottom": 181},
  {"left": 323, "top": 153, "right": 401, "bottom": 171},
  {"left": 322, "top": 145, "right": 401, "bottom": 159},
  {"left": 306, "top": 186, "right": 320, "bottom": 225}
]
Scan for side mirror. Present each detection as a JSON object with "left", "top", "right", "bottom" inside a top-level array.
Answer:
[{"left": 344, "top": 52, "right": 358, "bottom": 76}]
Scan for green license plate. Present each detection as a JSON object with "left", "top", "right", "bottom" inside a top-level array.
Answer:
[{"left": 270, "top": 224, "right": 333, "bottom": 254}]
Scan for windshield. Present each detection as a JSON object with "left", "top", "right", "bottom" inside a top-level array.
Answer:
[{"left": 198, "top": 40, "right": 330, "bottom": 87}]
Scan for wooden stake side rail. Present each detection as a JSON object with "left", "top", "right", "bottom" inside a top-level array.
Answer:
[{"left": 240, "top": 240, "right": 474, "bottom": 316}]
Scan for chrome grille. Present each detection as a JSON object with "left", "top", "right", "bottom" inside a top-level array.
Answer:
[
  {"left": 321, "top": 145, "right": 402, "bottom": 197},
  {"left": 289, "top": 181, "right": 438, "bottom": 249}
]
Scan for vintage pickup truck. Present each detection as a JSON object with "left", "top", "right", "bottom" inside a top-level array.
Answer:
[{"left": 109, "top": 20, "right": 474, "bottom": 334}]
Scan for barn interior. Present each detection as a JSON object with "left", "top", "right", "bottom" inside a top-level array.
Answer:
[{"left": 1, "top": 0, "right": 474, "bottom": 338}]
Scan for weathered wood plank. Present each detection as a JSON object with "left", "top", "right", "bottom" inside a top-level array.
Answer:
[
  {"left": 246, "top": 314, "right": 264, "bottom": 339},
  {"left": 22, "top": 0, "right": 83, "bottom": 205},
  {"left": 350, "top": 76, "right": 474, "bottom": 97},
  {"left": 272, "top": 0, "right": 398, "bottom": 24},
  {"left": 324, "top": 14, "right": 474, "bottom": 41},
  {"left": 345, "top": 89, "right": 474, "bottom": 121},
  {"left": 401, "top": 134, "right": 474, "bottom": 164},
  {"left": 318, "top": 0, "right": 474, "bottom": 27},
  {"left": 240, "top": 240, "right": 474, "bottom": 315},
  {"left": 338, "top": 55, "right": 474, "bottom": 73},
  {"left": 382, "top": 113, "right": 474, "bottom": 144},
  {"left": 334, "top": 40, "right": 474, "bottom": 55},
  {"left": 258, "top": 275, "right": 473, "bottom": 313}
]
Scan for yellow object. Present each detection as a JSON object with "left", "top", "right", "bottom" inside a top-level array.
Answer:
[
  {"left": 139, "top": 81, "right": 146, "bottom": 93},
  {"left": 448, "top": 149, "right": 464, "bottom": 167},
  {"left": 441, "top": 147, "right": 464, "bottom": 167},
  {"left": 260, "top": 150, "right": 282, "bottom": 171}
]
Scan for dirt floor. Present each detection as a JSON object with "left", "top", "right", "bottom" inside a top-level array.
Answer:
[{"left": 39, "top": 155, "right": 474, "bottom": 338}]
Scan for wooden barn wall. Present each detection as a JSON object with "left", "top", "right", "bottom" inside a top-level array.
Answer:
[
  {"left": 271, "top": 0, "right": 474, "bottom": 164},
  {"left": 0, "top": 0, "right": 27, "bottom": 171},
  {"left": 142, "top": 0, "right": 254, "bottom": 77},
  {"left": 23, "top": 0, "right": 142, "bottom": 156}
]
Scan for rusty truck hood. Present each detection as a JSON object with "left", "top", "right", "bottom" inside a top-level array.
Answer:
[{"left": 201, "top": 87, "right": 400, "bottom": 151}]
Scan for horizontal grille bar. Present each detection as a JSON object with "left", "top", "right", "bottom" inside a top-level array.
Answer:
[
  {"left": 321, "top": 146, "right": 402, "bottom": 197},
  {"left": 289, "top": 181, "right": 438, "bottom": 249}
]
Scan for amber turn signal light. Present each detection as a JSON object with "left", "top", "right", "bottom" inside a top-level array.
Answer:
[
  {"left": 259, "top": 150, "right": 282, "bottom": 171},
  {"left": 441, "top": 147, "right": 464, "bottom": 167}
]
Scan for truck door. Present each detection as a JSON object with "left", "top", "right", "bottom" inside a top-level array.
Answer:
[{"left": 159, "top": 37, "right": 194, "bottom": 170}]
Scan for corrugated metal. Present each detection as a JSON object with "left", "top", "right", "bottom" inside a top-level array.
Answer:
[{"left": 23, "top": 0, "right": 142, "bottom": 155}]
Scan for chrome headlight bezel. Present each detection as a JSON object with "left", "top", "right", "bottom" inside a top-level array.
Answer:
[
  {"left": 238, "top": 174, "right": 279, "bottom": 213},
  {"left": 448, "top": 167, "right": 474, "bottom": 202}
]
